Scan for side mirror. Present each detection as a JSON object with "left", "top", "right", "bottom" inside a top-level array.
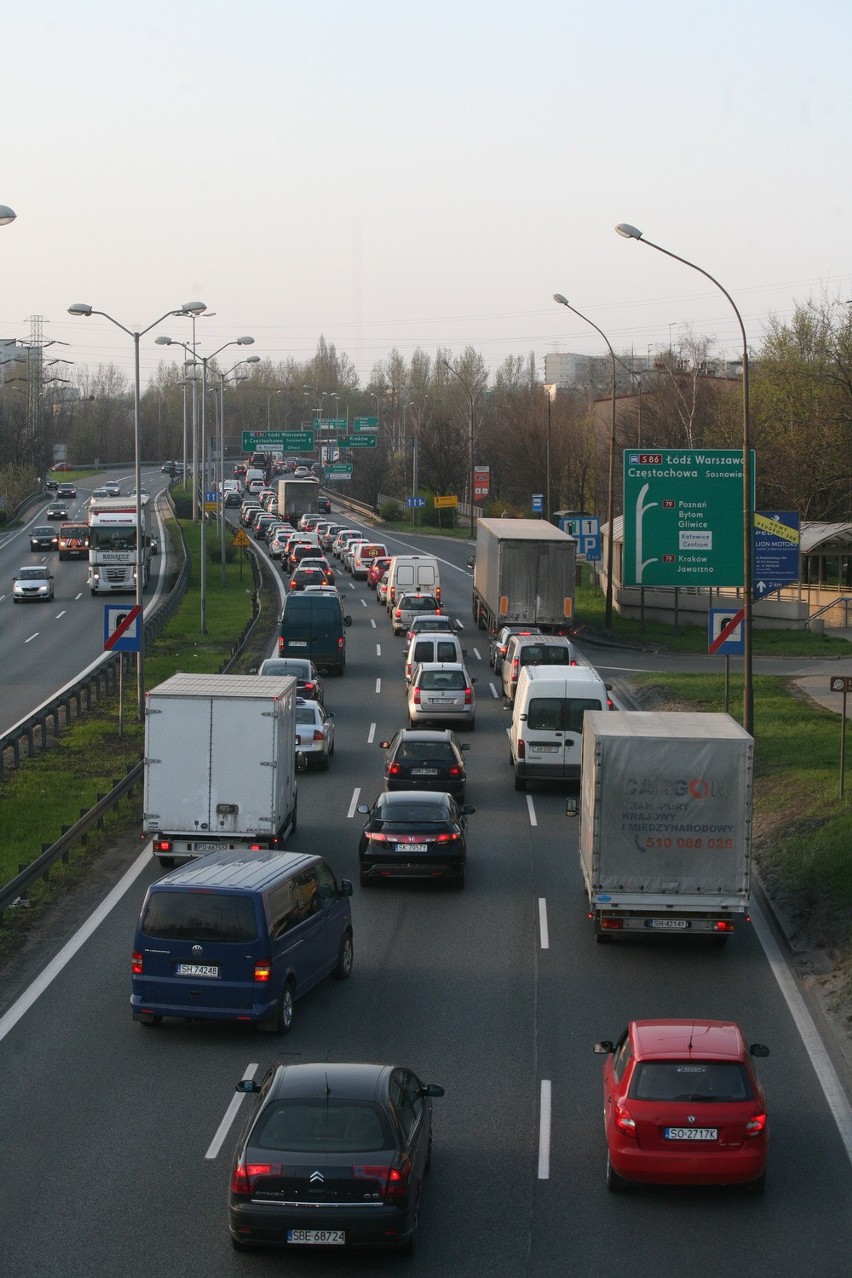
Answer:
[
  {"left": 344, "top": 615, "right": 352, "bottom": 627},
  {"left": 379, "top": 740, "right": 391, "bottom": 749},
  {"left": 462, "top": 648, "right": 468, "bottom": 658},
  {"left": 461, "top": 805, "right": 476, "bottom": 815},
  {"left": 235, "top": 1079, "right": 261, "bottom": 1093},
  {"left": 471, "top": 678, "right": 478, "bottom": 685},
  {"left": 565, "top": 795, "right": 579, "bottom": 817},
  {"left": 460, "top": 743, "right": 471, "bottom": 752},
  {"left": 339, "top": 878, "right": 354, "bottom": 897},
  {"left": 593, "top": 1041, "right": 614, "bottom": 1055},
  {"left": 356, "top": 803, "right": 370, "bottom": 815},
  {"left": 249, "top": 667, "right": 258, "bottom": 674},
  {"left": 423, "top": 1083, "right": 445, "bottom": 1098},
  {"left": 749, "top": 1043, "right": 770, "bottom": 1058}
]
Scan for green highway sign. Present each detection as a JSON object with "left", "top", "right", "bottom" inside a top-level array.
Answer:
[
  {"left": 622, "top": 449, "right": 756, "bottom": 588},
  {"left": 324, "top": 463, "right": 353, "bottom": 479},
  {"left": 313, "top": 418, "right": 348, "bottom": 430},
  {"left": 338, "top": 434, "right": 377, "bottom": 448},
  {"left": 353, "top": 415, "right": 378, "bottom": 430},
  {"left": 242, "top": 430, "right": 314, "bottom": 451}
]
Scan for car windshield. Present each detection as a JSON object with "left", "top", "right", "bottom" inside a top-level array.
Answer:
[
  {"left": 630, "top": 1061, "right": 753, "bottom": 1102},
  {"left": 260, "top": 662, "right": 306, "bottom": 677},
  {"left": 19, "top": 567, "right": 49, "bottom": 580},
  {"left": 252, "top": 1100, "right": 393, "bottom": 1153}
]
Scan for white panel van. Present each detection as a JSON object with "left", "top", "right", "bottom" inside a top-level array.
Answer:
[
  {"left": 386, "top": 555, "right": 441, "bottom": 612},
  {"left": 509, "top": 665, "right": 611, "bottom": 791}
]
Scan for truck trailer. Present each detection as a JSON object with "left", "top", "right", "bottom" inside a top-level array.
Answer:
[
  {"left": 277, "top": 477, "right": 318, "bottom": 523},
  {"left": 143, "top": 673, "right": 299, "bottom": 867},
  {"left": 578, "top": 711, "right": 753, "bottom": 941},
  {"left": 471, "top": 517, "right": 577, "bottom": 634}
]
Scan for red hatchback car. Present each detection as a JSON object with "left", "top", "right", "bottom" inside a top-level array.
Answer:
[
  {"left": 594, "top": 1019, "right": 769, "bottom": 1194},
  {"left": 368, "top": 556, "right": 392, "bottom": 589}
]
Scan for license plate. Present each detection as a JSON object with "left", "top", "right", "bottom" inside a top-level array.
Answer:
[
  {"left": 429, "top": 699, "right": 455, "bottom": 706},
  {"left": 646, "top": 918, "right": 690, "bottom": 930},
  {"left": 175, "top": 963, "right": 219, "bottom": 978},
  {"left": 396, "top": 843, "right": 428, "bottom": 852},
  {"left": 531, "top": 744, "right": 559, "bottom": 752},
  {"left": 288, "top": 641, "right": 308, "bottom": 647},
  {"left": 411, "top": 768, "right": 438, "bottom": 775},
  {"left": 288, "top": 1230, "right": 345, "bottom": 1245},
  {"left": 193, "top": 842, "right": 222, "bottom": 853},
  {"left": 665, "top": 1127, "right": 718, "bottom": 1141}
]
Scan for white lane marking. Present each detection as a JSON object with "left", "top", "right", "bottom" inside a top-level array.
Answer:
[
  {"left": 527, "top": 795, "right": 537, "bottom": 827},
  {"left": 55, "top": 611, "right": 66, "bottom": 619},
  {"left": 490, "top": 682, "right": 499, "bottom": 699},
  {"left": 370, "top": 618, "right": 376, "bottom": 628},
  {"left": 0, "top": 843, "right": 152, "bottom": 1045},
  {"left": 205, "top": 1063, "right": 259, "bottom": 1160},
  {"left": 473, "top": 647, "right": 481, "bottom": 661},
  {"left": 538, "top": 898, "right": 549, "bottom": 949},
  {"left": 376, "top": 644, "right": 381, "bottom": 657},
  {"left": 25, "top": 633, "right": 39, "bottom": 643},
  {"left": 347, "top": 787, "right": 361, "bottom": 818},
  {"left": 361, "top": 598, "right": 367, "bottom": 607},
  {"left": 752, "top": 900, "right": 852, "bottom": 1164},
  {"left": 368, "top": 723, "right": 376, "bottom": 744},
  {"left": 75, "top": 592, "right": 83, "bottom": 600},
  {"left": 375, "top": 678, "right": 381, "bottom": 694},
  {"left": 538, "top": 1080, "right": 552, "bottom": 1179}
]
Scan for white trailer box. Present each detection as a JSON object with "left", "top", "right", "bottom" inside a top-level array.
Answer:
[
  {"left": 472, "top": 518, "right": 576, "bottom": 634},
  {"left": 579, "top": 710, "right": 753, "bottom": 941},
  {"left": 143, "top": 673, "right": 298, "bottom": 866}
]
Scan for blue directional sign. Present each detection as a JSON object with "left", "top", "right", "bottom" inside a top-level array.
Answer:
[
  {"left": 753, "top": 511, "right": 799, "bottom": 600},
  {"left": 406, "top": 497, "right": 426, "bottom": 508},
  {"left": 531, "top": 493, "right": 543, "bottom": 513},
  {"left": 561, "top": 515, "right": 601, "bottom": 562}
]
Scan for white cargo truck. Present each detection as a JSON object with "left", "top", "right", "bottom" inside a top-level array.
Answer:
[
  {"left": 143, "top": 673, "right": 299, "bottom": 867},
  {"left": 277, "top": 477, "right": 318, "bottom": 523},
  {"left": 578, "top": 711, "right": 753, "bottom": 942},
  {"left": 471, "top": 518, "right": 577, "bottom": 634}
]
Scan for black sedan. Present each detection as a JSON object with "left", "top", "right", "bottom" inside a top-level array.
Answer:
[
  {"left": 289, "top": 565, "right": 329, "bottom": 591},
  {"left": 257, "top": 657, "right": 325, "bottom": 703},
  {"left": 379, "top": 728, "right": 470, "bottom": 800},
  {"left": 356, "top": 790, "right": 475, "bottom": 887},
  {"left": 57, "top": 482, "right": 77, "bottom": 498},
  {"left": 229, "top": 1062, "right": 444, "bottom": 1254},
  {"left": 45, "top": 502, "right": 68, "bottom": 520},
  {"left": 30, "top": 525, "right": 58, "bottom": 551}
]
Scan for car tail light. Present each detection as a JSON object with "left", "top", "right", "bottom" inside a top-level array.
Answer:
[
  {"left": 413, "top": 688, "right": 421, "bottom": 704},
  {"left": 131, "top": 950, "right": 143, "bottom": 975},
  {"left": 337, "top": 637, "right": 344, "bottom": 649},
  {"left": 435, "top": 585, "right": 441, "bottom": 602},
  {"left": 254, "top": 960, "right": 272, "bottom": 983},
  {"left": 434, "top": 831, "right": 460, "bottom": 843},
  {"left": 464, "top": 688, "right": 472, "bottom": 705},
  {"left": 448, "top": 765, "right": 462, "bottom": 777},
  {"left": 388, "top": 763, "right": 401, "bottom": 776},
  {"left": 290, "top": 578, "right": 298, "bottom": 588},
  {"left": 312, "top": 730, "right": 325, "bottom": 742},
  {"left": 713, "top": 919, "right": 735, "bottom": 933},
  {"left": 303, "top": 681, "right": 315, "bottom": 694},
  {"left": 365, "top": 831, "right": 389, "bottom": 842},
  {"left": 614, "top": 1102, "right": 636, "bottom": 1135},
  {"left": 600, "top": 917, "right": 623, "bottom": 931},
  {"left": 745, "top": 1112, "right": 767, "bottom": 1137},
  {"left": 354, "top": 1162, "right": 410, "bottom": 1200},
  {"left": 607, "top": 696, "right": 615, "bottom": 709},
  {"left": 512, "top": 657, "right": 519, "bottom": 681},
  {"left": 231, "top": 1162, "right": 284, "bottom": 1195},
  {"left": 571, "top": 659, "right": 577, "bottom": 666},
  {"left": 516, "top": 738, "right": 525, "bottom": 759},
  {"left": 153, "top": 838, "right": 173, "bottom": 853},
  {"left": 278, "top": 637, "right": 285, "bottom": 655},
  {"left": 393, "top": 608, "right": 401, "bottom": 620}
]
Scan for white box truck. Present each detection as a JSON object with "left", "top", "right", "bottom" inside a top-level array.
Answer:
[
  {"left": 143, "top": 673, "right": 299, "bottom": 867},
  {"left": 277, "top": 477, "right": 318, "bottom": 523},
  {"left": 578, "top": 711, "right": 753, "bottom": 942},
  {"left": 471, "top": 518, "right": 576, "bottom": 634}
]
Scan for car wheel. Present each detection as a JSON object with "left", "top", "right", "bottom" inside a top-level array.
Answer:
[
  {"left": 265, "top": 981, "right": 295, "bottom": 1035},
  {"left": 333, "top": 930, "right": 354, "bottom": 980},
  {"left": 514, "top": 771, "right": 526, "bottom": 792},
  {"left": 360, "top": 868, "right": 373, "bottom": 887},
  {"left": 230, "top": 1236, "right": 257, "bottom": 1252},
  {"left": 606, "top": 1153, "right": 627, "bottom": 1193},
  {"left": 452, "top": 869, "right": 466, "bottom": 889},
  {"left": 398, "top": 1193, "right": 419, "bottom": 1255},
  {"left": 319, "top": 753, "right": 330, "bottom": 771},
  {"left": 746, "top": 1171, "right": 766, "bottom": 1196}
]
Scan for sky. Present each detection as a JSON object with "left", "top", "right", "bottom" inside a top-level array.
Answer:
[{"left": 2, "top": 0, "right": 851, "bottom": 390}]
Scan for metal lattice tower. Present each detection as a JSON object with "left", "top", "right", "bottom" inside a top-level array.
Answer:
[{"left": 25, "top": 314, "right": 46, "bottom": 471}]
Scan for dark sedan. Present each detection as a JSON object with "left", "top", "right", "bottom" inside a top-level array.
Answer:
[
  {"left": 30, "top": 525, "right": 58, "bottom": 551},
  {"left": 229, "top": 1062, "right": 444, "bottom": 1254},
  {"left": 45, "top": 503, "right": 68, "bottom": 520},
  {"left": 57, "top": 482, "right": 77, "bottom": 498},
  {"left": 357, "top": 790, "right": 474, "bottom": 887},
  {"left": 257, "top": 657, "right": 325, "bottom": 704},
  {"left": 289, "top": 565, "right": 329, "bottom": 591},
  {"left": 379, "top": 728, "right": 470, "bottom": 800}
]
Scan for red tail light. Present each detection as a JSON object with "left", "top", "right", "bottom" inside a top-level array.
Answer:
[
  {"left": 512, "top": 657, "right": 519, "bottom": 680},
  {"left": 353, "top": 1162, "right": 410, "bottom": 1200},
  {"left": 448, "top": 765, "right": 462, "bottom": 777},
  {"left": 312, "top": 730, "right": 325, "bottom": 742},
  {"left": 131, "top": 950, "right": 143, "bottom": 975},
  {"left": 614, "top": 1102, "right": 636, "bottom": 1136},
  {"left": 153, "top": 838, "right": 173, "bottom": 853},
  {"left": 231, "top": 1162, "right": 284, "bottom": 1195},
  {"left": 571, "top": 659, "right": 577, "bottom": 666},
  {"left": 434, "top": 831, "right": 460, "bottom": 843},
  {"left": 337, "top": 637, "right": 344, "bottom": 649},
  {"left": 388, "top": 763, "right": 401, "bottom": 776},
  {"left": 517, "top": 738, "right": 525, "bottom": 759},
  {"left": 745, "top": 1112, "right": 767, "bottom": 1137},
  {"left": 600, "top": 917, "right": 623, "bottom": 931},
  {"left": 464, "top": 688, "right": 472, "bottom": 705},
  {"left": 393, "top": 608, "right": 401, "bottom": 620},
  {"left": 290, "top": 579, "right": 298, "bottom": 588},
  {"left": 365, "top": 831, "right": 389, "bottom": 842},
  {"left": 303, "top": 682, "right": 315, "bottom": 694},
  {"left": 278, "top": 637, "right": 284, "bottom": 655},
  {"left": 713, "top": 919, "right": 735, "bottom": 933},
  {"left": 254, "top": 960, "right": 272, "bottom": 983},
  {"left": 435, "top": 585, "right": 441, "bottom": 602},
  {"left": 413, "top": 688, "right": 421, "bottom": 704}
]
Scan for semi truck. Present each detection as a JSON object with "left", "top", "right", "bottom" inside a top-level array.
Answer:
[
  {"left": 578, "top": 711, "right": 753, "bottom": 942},
  {"left": 87, "top": 494, "right": 152, "bottom": 593},
  {"left": 277, "top": 477, "right": 318, "bottom": 523},
  {"left": 471, "top": 518, "right": 577, "bottom": 633},
  {"left": 143, "top": 673, "right": 299, "bottom": 867}
]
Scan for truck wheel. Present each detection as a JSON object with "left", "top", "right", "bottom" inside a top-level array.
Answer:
[
  {"left": 514, "top": 771, "right": 526, "bottom": 793},
  {"left": 158, "top": 857, "right": 175, "bottom": 869},
  {"left": 477, "top": 605, "right": 486, "bottom": 631},
  {"left": 333, "top": 930, "right": 354, "bottom": 980}
]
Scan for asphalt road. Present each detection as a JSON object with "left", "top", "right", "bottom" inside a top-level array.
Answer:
[{"left": 0, "top": 515, "right": 851, "bottom": 1276}]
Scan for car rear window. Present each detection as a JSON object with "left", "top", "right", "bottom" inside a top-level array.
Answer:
[
  {"left": 435, "top": 641, "right": 459, "bottom": 662},
  {"left": 378, "top": 800, "right": 449, "bottom": 822},
  {"left": 142, "top": 891, "right": 258, "bottom": 942},
  {"left": 396, "top": 742, "right": 454, "bottom": 762},
  {"left": 420, "top": 670, "right": 465, "bottom": 690},
  {"left": 253, "top": 1100, "right": 393, "bottom": 1153},
  {"left": 527, "top": 697, "right": 602, "bottom": 732},
  {"left": 630, "top": 1061, "right": 753, "bottom": 1102},
  {"left": 520, "top": 644, "right": 571, "bottom": 665}
]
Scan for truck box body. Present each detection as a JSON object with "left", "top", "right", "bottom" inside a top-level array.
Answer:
[
  {"left": 579, "top": 711, "right": 753, "bottom": 938},
  {"left": 277, "top": 478, "right": 318, "bottom": 523},
  {"left": 472, "top": 518, "right": 576, "bottom": 633},
  {"left": 143, "top": 673, "right": 298, "bottom": 865}
]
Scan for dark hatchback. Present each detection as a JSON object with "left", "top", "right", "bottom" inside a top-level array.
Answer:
[
  {"left": 289, "top": 565, "right": 329, "bottom": 591},
  {"left": 229, "top": 1062, "right": 444, "bottom": 1254},
  {"left": 356, "top": 790, "right": 474, "bottom": 887},
  {"left": 30, "top": 525, "right": 58, "bottom": 551},
  {"left": 379, "top": 729, "right": 470, "bottom": 801},
  {"left": 46, "top": 502, "right": 68, "bottom": 520}
]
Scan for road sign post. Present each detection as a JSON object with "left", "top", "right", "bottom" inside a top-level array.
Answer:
[{"left": 829, "top": 676, "right": 852, "bottom": 799}]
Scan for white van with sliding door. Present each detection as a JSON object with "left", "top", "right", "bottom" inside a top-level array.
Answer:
[
  {"left": 509, "top": 665, "right": 611, "bottom": 792},
  {"left": 386, "top": 554, "right": 441, "bottom": 613}
]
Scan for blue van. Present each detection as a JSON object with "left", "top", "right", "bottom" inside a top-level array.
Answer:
[
  {"left": 278, "top": 592, "right": 352, "bottom": 673},
  {"left": 131, "top": 850, "right": 353, "bottom": 1033}
]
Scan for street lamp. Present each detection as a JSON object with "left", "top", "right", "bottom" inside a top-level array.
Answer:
[
  {"left": 67, "top": 299, "right": 208, "bottom": 720},
  {"left": 267, "top": 389, "right": 282, "bottom": 429},
  {"left": 441, "top": 360, "right": 478, "bottom": 537},
  {"left": 218, "top": 356, "right": 260, "bottom": 581},
  {"left": 553, "top": 295, "right": 618, "bottom": 627},
  {"left": 0, "top": 205, "right": 16, "bottom": 226},
  {"left": 155, "top": 335, "right": 255, "bottom": 632},
  {"left": 614, "top": 222, "right": 753, "bottom": 734}
]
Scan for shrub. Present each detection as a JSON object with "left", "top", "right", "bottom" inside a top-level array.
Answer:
[{"left": 378, "top": 499, "right": 401, "bottom": 522}]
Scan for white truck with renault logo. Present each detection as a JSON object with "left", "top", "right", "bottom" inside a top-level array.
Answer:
[
  {"left": 87, "top": 494, "right": 152, "bottom": 594},
  {"left": 578, "top": 711, "right": 753, "bottom": 943}
]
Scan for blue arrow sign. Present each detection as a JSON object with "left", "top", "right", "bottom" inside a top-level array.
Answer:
[{"left": 406, "top": 497, "right": 426, "bottom": 508}]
